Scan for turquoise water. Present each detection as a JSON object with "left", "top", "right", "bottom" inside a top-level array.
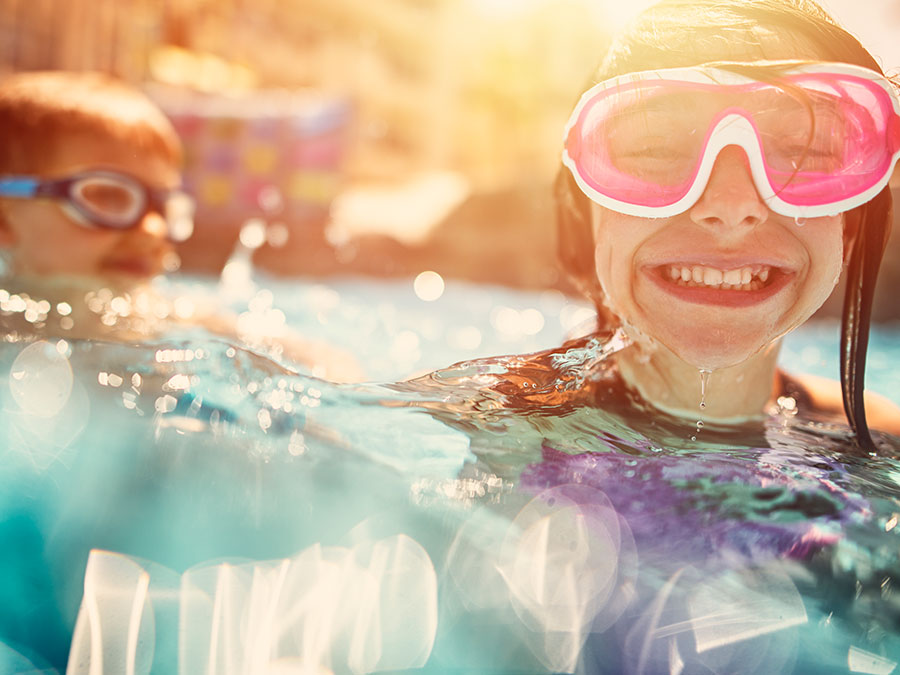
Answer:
[
  {"left": 781, "top": 319, "right": 900, "bottom": 406},
  {"left": 194, "top": 272, "right": 900, "bottom": 403},
  {"left": 1, "top": 273, "right": 899, "bottom": 674}
]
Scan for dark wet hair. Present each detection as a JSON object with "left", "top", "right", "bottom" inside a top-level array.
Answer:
[{"left": 554, "top": 0, "right": 893, "bottom": 452}]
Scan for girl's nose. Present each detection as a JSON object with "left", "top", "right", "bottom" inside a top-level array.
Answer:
[{"left": 688, "top": 146, "right": 768, "bottom": 231}]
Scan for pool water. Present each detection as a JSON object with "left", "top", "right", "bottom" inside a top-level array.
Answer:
[
  {"left": 1, "top": 273, "right": 899, "bottom": 674},
  {"left": 192, "top": 271, "right": 900, "bottom": 402}
]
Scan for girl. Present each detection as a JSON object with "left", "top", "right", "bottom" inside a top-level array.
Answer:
[{"left": 555, "top": 0, "right": 900, "bottom": 450}]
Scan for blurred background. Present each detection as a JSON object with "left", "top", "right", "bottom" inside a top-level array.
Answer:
[{"left": 0, "top": 0, "right": 899, "bottom": 320}]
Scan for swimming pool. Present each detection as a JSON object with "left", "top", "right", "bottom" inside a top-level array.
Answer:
[
  {"left": 196, "top": 270, "right": 900, "bottom": 402},
  {"left": 1, "top": 272, "right": 899, "bottom": 674}
]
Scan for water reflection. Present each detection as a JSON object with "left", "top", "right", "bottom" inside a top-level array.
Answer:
[
  {"left": 499, "top": 485, "right": 636, "bottom": 670},
  {"left": 69, "top": 537, "right": 437, "bottom": 674},
  {"left": 848, "top": 645, "right": 898, "bottom": 675},
  {"left": 621, "top": 564, "right": 805, "bottom": 675},
  {"left": 1, "top": 316, "right": 900, "bottom": 672},
  {"left": 10, "top": 340, "right": 74, "bottom": 417}
]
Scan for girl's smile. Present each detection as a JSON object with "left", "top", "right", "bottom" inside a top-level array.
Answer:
[{"left": 644, "top": 259, "right": 794, "bottom": 307}]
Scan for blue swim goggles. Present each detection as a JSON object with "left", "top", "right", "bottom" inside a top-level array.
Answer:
[{"left": 0, "top": 169, "right": 194, "bottom": 242}]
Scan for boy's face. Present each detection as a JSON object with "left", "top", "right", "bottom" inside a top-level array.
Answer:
[{"left": 0, "top": 133, "right": 180, "bottom": 283}]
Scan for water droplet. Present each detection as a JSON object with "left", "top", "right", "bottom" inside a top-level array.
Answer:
[
  {"left": 693, "top": 419, "right": 704, "bottom": 441},
  {"left": 776, "top": 395, "right": 798, "bottom": 417},
  {"left": 698, "top": 369, "right": 711, "bottom": 411},
  {"left": 154, "top": 394, "right": 177, "bottom": 413},
  {"left": 10, "top": 341, "right": 73, "bottom": 417},
  {"left": 413, "top": 270, "right": 445, "bottom": 302},
  {"left": 239, "top": 218, "right": 267, "bottom": 249},
  {"left": 794, "top": 216, "right": 807, "bottom": 226}
]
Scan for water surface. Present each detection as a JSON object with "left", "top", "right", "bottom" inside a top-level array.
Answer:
[{"left": 1, "top": 316, "right": 898, "bottom": 673}]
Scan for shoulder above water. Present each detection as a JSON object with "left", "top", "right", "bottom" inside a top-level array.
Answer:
[{"left": 782, "top": 370, "right": 900, "bottom": 437}]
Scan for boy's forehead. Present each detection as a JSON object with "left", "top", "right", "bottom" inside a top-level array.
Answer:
[{"left": 39, "top": 132, "right": 181, "bottom": 188}]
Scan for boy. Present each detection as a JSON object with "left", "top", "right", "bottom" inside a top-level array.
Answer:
[{"left": 0, "top": 71, "right": 360, "bottom": 381}]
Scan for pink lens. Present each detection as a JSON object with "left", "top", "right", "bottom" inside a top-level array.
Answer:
[
  {"left": 761, "top": 74, "right": 897, "bottom": 206},
  {"left": 566, "top": 80, "right": 704, "bottom": 208},
  {"left": 565, "top": 66, "right": 900, "bottom": 215}
]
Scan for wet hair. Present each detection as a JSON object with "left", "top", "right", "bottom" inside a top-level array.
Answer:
[
  {"left": 0, "top": 70, "right": 182, "bottom": 174},
  {"left": 554, "top": 0, "right": 893, "bottom": 452}
]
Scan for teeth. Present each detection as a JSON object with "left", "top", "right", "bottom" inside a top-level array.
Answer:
[
  {"left": 702, "top": 267, "right": 723, "bottom": 285},
  {"left": 666, "top": 264, "right": 772, "bottom": 290}
]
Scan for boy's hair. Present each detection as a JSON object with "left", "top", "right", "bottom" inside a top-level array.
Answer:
[
  {"left": 554, "top": 0, "right": 893, "bottom": 452},
  {"left": 0, "top": 70, "right": 181, "bottom": 175}
]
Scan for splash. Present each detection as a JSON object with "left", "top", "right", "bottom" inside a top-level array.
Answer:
[{"left": 549, "top": 327, "right": 631, "bottom": 388}]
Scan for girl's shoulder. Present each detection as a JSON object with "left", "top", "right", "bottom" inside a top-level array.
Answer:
[{"left": 779, "top": 369, "right": 900, "bottom": 436}]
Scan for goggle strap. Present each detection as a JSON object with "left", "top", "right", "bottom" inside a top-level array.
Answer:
[{"left": 0, "top": 177, "right": 40, "bottom": 199}]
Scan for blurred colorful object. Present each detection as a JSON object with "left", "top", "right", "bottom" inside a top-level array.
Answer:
[{"left": 148, "top": 84, "right": 352, "bottom": 226}]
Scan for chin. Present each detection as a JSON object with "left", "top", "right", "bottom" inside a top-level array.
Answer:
[
  {"left": 662, "top": 326, "right": 771, "bottom": 371},
  {"left": 676, "top": 349, "right": 756, "bottom": 372}
]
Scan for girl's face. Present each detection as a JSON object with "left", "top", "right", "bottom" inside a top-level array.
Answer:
[{"left": 591, "top": 145, "right": 846, "bottom": 370}]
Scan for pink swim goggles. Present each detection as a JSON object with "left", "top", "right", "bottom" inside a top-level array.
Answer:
[{"left": 562, "top": 61, "right": 900, "bottom": 218}]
